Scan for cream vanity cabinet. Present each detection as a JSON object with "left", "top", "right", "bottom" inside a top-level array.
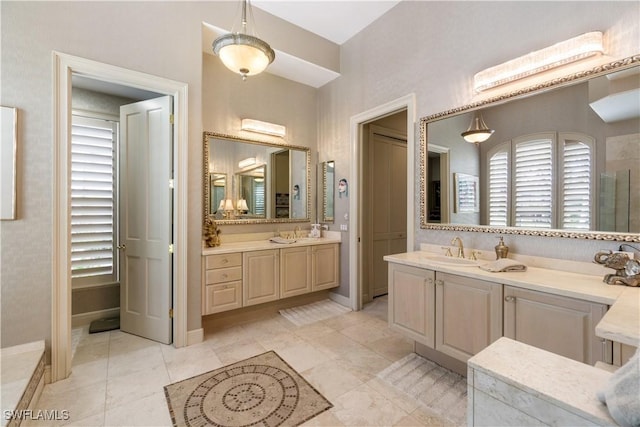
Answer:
[
  {"left": 203, "top": 242, "right": 340, "bottom": 315},
  {"left": 280, "top": 246, "right": 312, "bottom": 298},
  {"left": 203, "top": 253, "right": 243, "bottom": 314},
  {"left": 388, "top": 263, "right": 436, "bottom": 346},
  {"left": 311, "top": 244, "right": 340, "bottom": 291},
  {"left": 435, "top": 272, "right": 503, "bottom": 362},
  {"left": 244, "top": 249, "right": 280, "bottom": 306},
  {"left": 503, "top": 286, "right": 610, "bottom": 365}
]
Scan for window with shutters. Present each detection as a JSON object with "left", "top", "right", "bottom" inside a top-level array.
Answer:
[
  {"left": 487, "top": 144, "right": 510, "bottom": 226},
  {"left": 559, "top": 133, "right": 594, "bottom": 231},
  {"left": 71, "top": 115, "right": 118, "bottom": 287},
  {"left": 513, "top": 133, "right": 554, "bottom": 228},
  {"left": 486, "top": 132, "right": 593, "bottom": 230}
]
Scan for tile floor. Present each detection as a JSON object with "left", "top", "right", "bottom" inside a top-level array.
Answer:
[{"left": 27, "top": 296, "right": 456, "bottom": 426}]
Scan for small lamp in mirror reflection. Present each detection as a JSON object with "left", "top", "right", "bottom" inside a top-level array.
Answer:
[
  {"left": 237, "top": 199, "right": 249, "bottom": 214},
  {"left": 223, "top": 199, "right": 235, "bottom": 219},
  {"left": 461, "top": 113, "right": 494, "bottom": 144},
  {"left": 218, "top": 199, "right": 225, "bottom": 212}
]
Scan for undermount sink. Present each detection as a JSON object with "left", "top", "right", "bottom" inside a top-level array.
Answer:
[{"left": 420, "top": 253, "right": 479, "bottom": 266}]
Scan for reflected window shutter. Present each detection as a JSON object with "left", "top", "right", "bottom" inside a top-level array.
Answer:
[
  {"left": 561, "top": 138, "right": 592, "bottom": 230},
  {"left": 488, "top": 150, "right": 509, "bottom": 226},
  {"left": 514, "top": 136, "right": 553, "bottom": 228},
  {"left": 71, "top": 116, "right": 117, "bottom": 279},
  {"left": 254, "top": 180, "right": 265, "bottom": 215}
]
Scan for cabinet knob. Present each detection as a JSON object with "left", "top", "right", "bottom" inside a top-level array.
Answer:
[
  {"left": 435, "top": 280, "right": 444, "bottom": 286},
  {"left": 221, "top": 258, "right": 228, "bottom": 264},
  {"left": 505, "top": 296, "right": 515, "bottom": 302},
  {"left": 221, "top": 273, "right": 227, "bottom": 279},
  {"left": 427, "top": 278, "right": 434, "bottom": 285}
]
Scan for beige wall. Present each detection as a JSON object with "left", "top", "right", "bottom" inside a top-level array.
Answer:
[
  {"left": 0, "top": 1, "right": 327, "bottom": 351},
  {"left": 317, "top": 0, "right": 639, "bottom": 297},
  {"left": 1, "top": 1, "right": 638, "bottom": 353}
]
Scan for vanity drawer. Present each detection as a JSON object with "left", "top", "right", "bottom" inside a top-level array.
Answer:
[
  {"left": 206, "top": 266, "right": 242, "bottom": 285},
  {"left": 206, "top": 253, "right": 242, "bottom": 270},
  {"left": 204, "top": 281, "right": 242, "bottom": 314}
]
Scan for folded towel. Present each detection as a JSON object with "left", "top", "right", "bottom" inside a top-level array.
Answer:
[
  {"left": 269, "top": 237, "right": 296, "bottom": 244},
  {"left": 597, "top": 348, "right": 640, "bottom": 427},
  {"left": 479, "top": 258, "right": 527, "bottom": 272}
]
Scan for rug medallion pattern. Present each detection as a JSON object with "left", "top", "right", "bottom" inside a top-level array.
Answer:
[{"left": 164, "top": 351, "right": 332, "bottom": 427}]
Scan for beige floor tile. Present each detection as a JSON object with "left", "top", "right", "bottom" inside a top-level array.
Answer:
[
  {"left": 340, "top": 323, "right": 394, "bottom": 345},
  {"left": 107, "top": 344, "right": 165, "bottom": 378},
  {"left": 321, "top": 312, "right": 367, "bottom": 331},
  {"left": 394, "top": 413, "right": 427, "bottom": 427},
  {"left": 366, "top": 334, "right": 415, "bottom": 362},
  {"left": 29, "top": 382, "right": 107, "bottom": 426},
  {"left": 276, "top": 340, "right": 331, "bottom": 372},
  {"left": 300, "top": 409, "right": 345, "bottom": 426},
  {"left": 411, "top": 406, "right": 446, "bottom": 427},
  {"left": 44, "top": 358, "right": 108, "bottom": 395},
  {"left": 293, "top": 322, "right": 336, "bottom": 341},
  {"left": 366, "top": 377, "right": 420, "bottom": 414},
  {"left": 309, "top": 330, "right": 367, "bottom": 359},
  {"left": 160, "top": 342, "right": 223, "bottom": 382},
  {"left": 331, "top": 383, "right": 409, "bottom": 426},
  {"left": 63, "top": 413, "right": 105, "bottom": 427},
  {"left": 334, "top": 346, "right": 393, "bottom": 382},
  {"left": 255, "top": 329, "right": 307, "bottom": 352},
  {"left": 104, "top": 391, "right": 171, "bottom": 426},
  {"left": 301, "top": 360, "right": 364, "bottom": 400},
  {"left": 105, "top": 364, "right": 170, "bottom": 410},
  {"left": 204, "top": 324, "right": 253, "bottom": 349},
  {"left": 107, "top": 331, "right": 157, "bottom": 357},
  {"left": 212, "top": 338, "right": 266, "bottom": 365}
]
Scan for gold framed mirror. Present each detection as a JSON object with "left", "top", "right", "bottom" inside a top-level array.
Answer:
[
  {"left": 203, "top": 131, "right": 311, "bottom": 225},
  {"left": 420, "top": 55, "right": 640, "bottom": 242}
]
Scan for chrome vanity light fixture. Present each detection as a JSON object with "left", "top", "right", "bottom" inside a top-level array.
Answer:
[
  {"left": 474, "top": 31, "right": 604, "bottom": 92},
  {"left": 461, "top": 112, "right": 494, "bottom": 143},
  {"left": 212, "top": 0, "right": 275, "bottom": 80},
  {"left": 241, "top": 118, "right": 286, "bottom": 137}
]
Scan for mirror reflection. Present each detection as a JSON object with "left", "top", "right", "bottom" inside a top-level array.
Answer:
[
  {"left": 203, "top": 132, "right": 310, "bottom": 224},
  {"left": 318, "top": 160, "right": 335, "bottom": 223},
  {"left": 422, "top": 63, "right": 640, "bottom": 236}
]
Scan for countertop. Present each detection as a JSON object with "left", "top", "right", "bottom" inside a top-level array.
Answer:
[
  {"left": 202, "top": 236, "right": 341, "bottom": 256},
  {"left": 384, "top": 251, "right": 639, "bottom": 347}
]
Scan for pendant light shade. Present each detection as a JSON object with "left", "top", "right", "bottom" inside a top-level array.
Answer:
[
  {"left": 461, "top": 113, "right": 494, "bottom": 143},
  {"left": 212, "top": 0, "right": 275, "bottom": 80}
]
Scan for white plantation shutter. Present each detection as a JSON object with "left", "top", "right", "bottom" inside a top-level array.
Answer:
[
  {"left": 560, "top": 133, "right": 593, "bottom": 230},
  {"left": 488, "top": 144, "right": 509, "bottom": 226},
  {"left": 513, "top": 134, "right": 554, "bottom": 228},
  {"left": 71, "top": 115, "right": 118, "bottom": 283}
]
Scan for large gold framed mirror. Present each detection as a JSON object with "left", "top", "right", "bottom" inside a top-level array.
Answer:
[
  {"left": 420, "top": 55, "right": 640, "bottom": 242},
  {"left": 203, "top": 131, "right": 311, "bottom": 225}
]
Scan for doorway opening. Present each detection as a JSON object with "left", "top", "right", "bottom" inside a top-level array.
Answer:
[
  {"left": 52, "top": 52, "right": 189, "bottom": 382},
  {"left": 348, "top": 94, "right": 416, "bottom": 311}
]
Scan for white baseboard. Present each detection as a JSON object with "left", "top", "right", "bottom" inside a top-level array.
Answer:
[
  {"left": 186, "top": 328, "right": 204, "bottom": 346},
  {"left": 329, "top": 292, "right": 351, "bottom": 309},
  {"left": 72, "top": 308, "right": 120, "bottom": 328}
]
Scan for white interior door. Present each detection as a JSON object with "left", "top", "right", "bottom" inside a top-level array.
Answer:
[{"left": 119, "top": 96, "right": 173, "bottom": 344}]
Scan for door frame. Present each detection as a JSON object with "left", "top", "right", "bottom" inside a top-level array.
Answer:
[
  {"left": 348, "top": 94, "right": 416, "bottom": 311},
  {"left": 51, "top": 52, "right": 189, "bottom": 382}
]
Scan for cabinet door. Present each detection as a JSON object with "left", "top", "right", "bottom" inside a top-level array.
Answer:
[
  {"left": 280, "top": 246, "right": 311, "bottom": 298},
  {"left": 388, "top": 263, "right": 435, "bottom": 347},
  {"left": 204, "top": 281, "right": 242, "bottom": 314},
  {"left": 504, "top": 286, "right": 611, "bottom": 365},
  {"left": 243, "top": 250, "right": 279, "bottom": 306},
  {"left": 435, "top": 272, "right": 503, "bottom": 362},
  {"left": 312, "top": 244, "right": 339, "bottom": 291}
]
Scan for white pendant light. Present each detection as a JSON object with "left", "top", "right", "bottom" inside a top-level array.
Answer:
[
  {"left": 212, "top": 0, "right": 275, "bottom": 80},
  {"left": 461, "top": 113, "right": 494, "bottom": 144}
]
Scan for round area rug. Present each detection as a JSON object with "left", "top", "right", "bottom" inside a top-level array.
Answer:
[
  {"left": 186, "top": 364, "right": 298, "bottom": 426},
  {"left": 164, "top": 351, "right": 332, "bottom": 427}
]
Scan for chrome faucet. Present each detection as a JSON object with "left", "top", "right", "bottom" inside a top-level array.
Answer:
[{"left": 451, "top": 236, "right": 465, "bottom": 258}]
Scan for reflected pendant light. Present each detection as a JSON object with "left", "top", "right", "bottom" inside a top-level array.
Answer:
[
  {"left": 461, "top": 113, "right": 494, "bottom": 143},
  {"left": 212, "top": 0, "right": 275, "bottom": 80}
]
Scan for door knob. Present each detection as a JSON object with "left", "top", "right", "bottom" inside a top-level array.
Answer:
[{"left": 117, "top": 244, "right": 126, "bottom": 251}]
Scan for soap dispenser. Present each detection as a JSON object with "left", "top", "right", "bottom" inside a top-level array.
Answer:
[
  {"left": 310, "top": 224, "right": 321, "bottom": 238},
  {"left": 495, "top": 237, "right": 509, "bottom": 259}
]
